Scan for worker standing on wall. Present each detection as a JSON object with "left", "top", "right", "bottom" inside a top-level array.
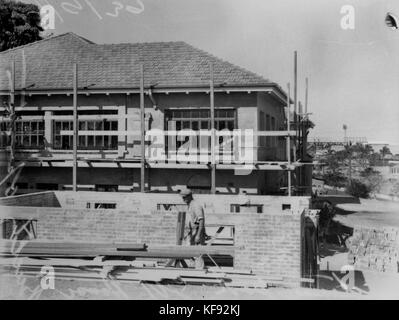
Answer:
[{"left": 180, "top": 188, "right": 206, "bottom": 269}]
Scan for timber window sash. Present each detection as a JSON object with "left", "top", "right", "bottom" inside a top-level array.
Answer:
[
  {"left": 0, "top": 122, "right": 8, "bottom": 149},
  {"left": 53, "top": 119, "right": 118, "bottom": 150},
  {"left": 164, "top": 109, "right": 237, "bottom": 156},
  {"left": 15, "top": 120, "right": 45, "bottom": 149}
]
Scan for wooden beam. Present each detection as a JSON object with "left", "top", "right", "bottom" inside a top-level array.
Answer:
[
  {"left": 0, "top": 240, "right": 146, "bottom": 251},
  {"left": 0, "top": 243, "right": 234, "bottom": 258},
  {"left": 256, "top": 131, "right": 297, "bottom": 137},
  {"left": 294, "top": 51, "right": 298, "bottom": 129},
  {"left": 8, "top": 60, "right": 16, "bottom": 173},
  {"left": 176, "top": 212, "right": 186, "bottom": 246},
  {"left": 293, "top": 52, "right": 298, "bottom": 164},
  {"left": 59, "top": 130, "right": 298, "bottom": 137},
  {"left": 72, "top": 64, "right": 78, "bottom": 192},
  {"left": 287, "top": 83, "right": 292, "bottom": 197},
  {"left": 210, "top": 63, "right": 216, "bottom": 194},
  {"left": 305, "top": 77, "right": 309, "bottom": 116},
  {"left": 0, "top": 86, "right": 288, "bottom": 99},
  {"left": 140, "top": 64, "right": 145, "bottom": 193}
]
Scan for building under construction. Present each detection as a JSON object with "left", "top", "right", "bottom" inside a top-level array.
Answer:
[
  {"left": 0, "top": 32, "right": 313, "bottom": 196},
  {"left": 0, "top": 33, "right": 318, "bottom": 288}
]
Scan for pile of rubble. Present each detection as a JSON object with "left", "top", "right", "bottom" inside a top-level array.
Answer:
[{"left": 348, "top": 226, "right": 399, "bottom": 273}]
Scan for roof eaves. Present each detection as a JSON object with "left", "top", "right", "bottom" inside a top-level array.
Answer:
[{"left": 0, "top": 32, "right": 94, "bottom": 55}]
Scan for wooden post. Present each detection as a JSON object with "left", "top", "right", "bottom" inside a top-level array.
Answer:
[
  {"left": 72, "top": 64, "right": 78, "bottom": 192},
  {"left": 210, "top": 63, "right": 216, "bottom": 195},
  {"left": 140, "top": 64, "right": 145, "bottom": 193},
  {"left": 305, "top": 78, "right": 309, "bottom": 117},
  {"left": 294, "top": 51, "right": 298, "bottom": 134},
  {"left": 165, "top": 211, "right": 187, "bottom": 268},
  {"left": 286, "top": 83, "right": 292, "bottom": 197},
  {"left": 294, "top": 51, "right": 299, "bottom": 193},
  {"left": 176, "top": 211, "right": 186, "bottom": 245},
  {"left": 8, "top": 60, "right": 16, "bottom": 173},
  {"left": 293, "top": 52, "right": 298, "bottom": 163}
]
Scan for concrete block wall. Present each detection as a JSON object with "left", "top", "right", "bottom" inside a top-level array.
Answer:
[
  {"left": 52, "top": 191, "right": 310, "bottom": 214},
  {"left": 348, "top": 226, "right": 399, "bottom": 274}
]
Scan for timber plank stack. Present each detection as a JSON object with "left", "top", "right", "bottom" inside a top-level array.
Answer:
[{"left": 0, "top": 240, "right": 312, "bottom": 288}]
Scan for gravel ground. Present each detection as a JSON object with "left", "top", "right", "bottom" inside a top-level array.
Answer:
[
  {"left": 336, "top": 199, "right": 399, "bottom": 228},
  {"left": 0, "top": 274, "right": 356, "bottom": 300}
]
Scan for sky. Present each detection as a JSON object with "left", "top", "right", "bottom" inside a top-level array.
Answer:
[{"left": 24, "top": 0, "right": 399, "bottom": 153}]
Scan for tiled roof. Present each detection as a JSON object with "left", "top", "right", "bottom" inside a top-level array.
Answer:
[{"left": 0, "top": 32, "right": 271, "bottom": 91}]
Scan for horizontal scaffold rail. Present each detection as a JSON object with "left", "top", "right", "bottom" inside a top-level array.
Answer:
[
  {"left": 17, "top": 158, "right": 305, "bottom": 171},
  {"left": 58, "top": 130, "right": 298, "bottom": 137}
]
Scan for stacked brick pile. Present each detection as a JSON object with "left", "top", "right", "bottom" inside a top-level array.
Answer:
[{"left": 348, "top": 226, "right": 399, "bottom": 273}]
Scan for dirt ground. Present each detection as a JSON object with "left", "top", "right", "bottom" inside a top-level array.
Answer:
[{"left": 0, "top": 274, "right": 355, "bottom": 300}]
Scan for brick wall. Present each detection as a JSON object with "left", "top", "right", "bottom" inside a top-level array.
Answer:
[
  {"left": 348, "top": 226, "right": 399, "bottom": 274},
  {"left": 0, "top": 191, "right": 60, "bottom": 208},
  {"left": 0, "top": 205, "right": 304, "bottom": 283},
  {"left": 53, "top": 191, "right": 310, "bottom": 215},
  {"left": 37, "top": 209, "right": 177, "bottom": 244},
  {"left": 233, "top": 213, "right": 302, "bottom": 279}
]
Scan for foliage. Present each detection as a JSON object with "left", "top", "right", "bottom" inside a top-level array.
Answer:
[
  {"left": 0, "top": 0, "right": 43, "bottom": 52},
  {"left": 360, "top": 167, "right": 383, "bottom": 195},
  {"left": 319, "top": 143, "right": 383, "bottom": 195},
  {"left": 391, "top": 182, "right": 399, "bottom": 196},
  {"left": 380, "top": 146, "right": 392, "bottom": 157},
  {"left": 322, "top": 171, "right": 348, "bottom": 188},
  {"left": 346, "top": 180, "right": 371, "bottom": 198}
]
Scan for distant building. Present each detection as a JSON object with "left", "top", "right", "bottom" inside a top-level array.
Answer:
[
  {"left": 312, "top": 177, "right": 326, "bottom": 195},
  {"left": 368, "top": 142, "right": 390, "bottom": 154}
]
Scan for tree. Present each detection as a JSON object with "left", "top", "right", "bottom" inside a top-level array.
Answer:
[
  {"left": 347, "top": 180, "right": 371, "bottom": 198},
  {"left": 380, "top": 146, "right": 392, "bottom": 158},
  {"left": 0, "top": 0, "right": 43, "bottom": 52},
  {"left": 320, "top": 143, "right": 380, "bottom": 192},
  {"left": 322, "top": 171, "right": 348, "bottom": 188},
  {"left": 391, "top": 182, "right": 399, "bottom": 196},
  {"left": 360, "top": 167, "right": 383, "bottom": 196}
]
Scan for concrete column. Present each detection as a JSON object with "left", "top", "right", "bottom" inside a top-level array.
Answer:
[
  {"left": 0, "top": 221, "right": 3, "bottom": 240},
  {"left": 44, "top": 111, "right": 53, "bottom": 150},
  {"left": 118, "top": 105, "right": 127, "bottom": 158}
]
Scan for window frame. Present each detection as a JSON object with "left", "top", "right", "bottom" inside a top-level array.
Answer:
[
  {"left": 15, "top": 120, "right": 45, "bottom": 150},
  {"left": 164, "top": 108, "right": 237, "bottom": 155},
  {"left": 53, "top": 119, "right": 118, "bottom": 151}
]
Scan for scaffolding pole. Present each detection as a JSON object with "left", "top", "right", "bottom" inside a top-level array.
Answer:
[
  {"left": 72, "top": 64, "right": 78, "bottom": 192},
  {"left": 210, "top": 63, "right": 216, "bottom": 194},
  {"left": 140, "top": 64, "right": 145, "bottom": 193},
  {"left": 294, "top": 51, "right": 300, "bottom": 194},
  {"left": 305, "top": 77, "right": 309, "bottom": 117},
  {"left": 294, "top": 51, "right": 298, "bottom": 136},
  {"left": 293, "top": 52, "right": 298, "bottom": 164},
  {"left": 8, "top": 60, "right": 16, "bottom": 173},
  {"left": 287, "top": 83, "right": 292, "bottom": 197}
]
